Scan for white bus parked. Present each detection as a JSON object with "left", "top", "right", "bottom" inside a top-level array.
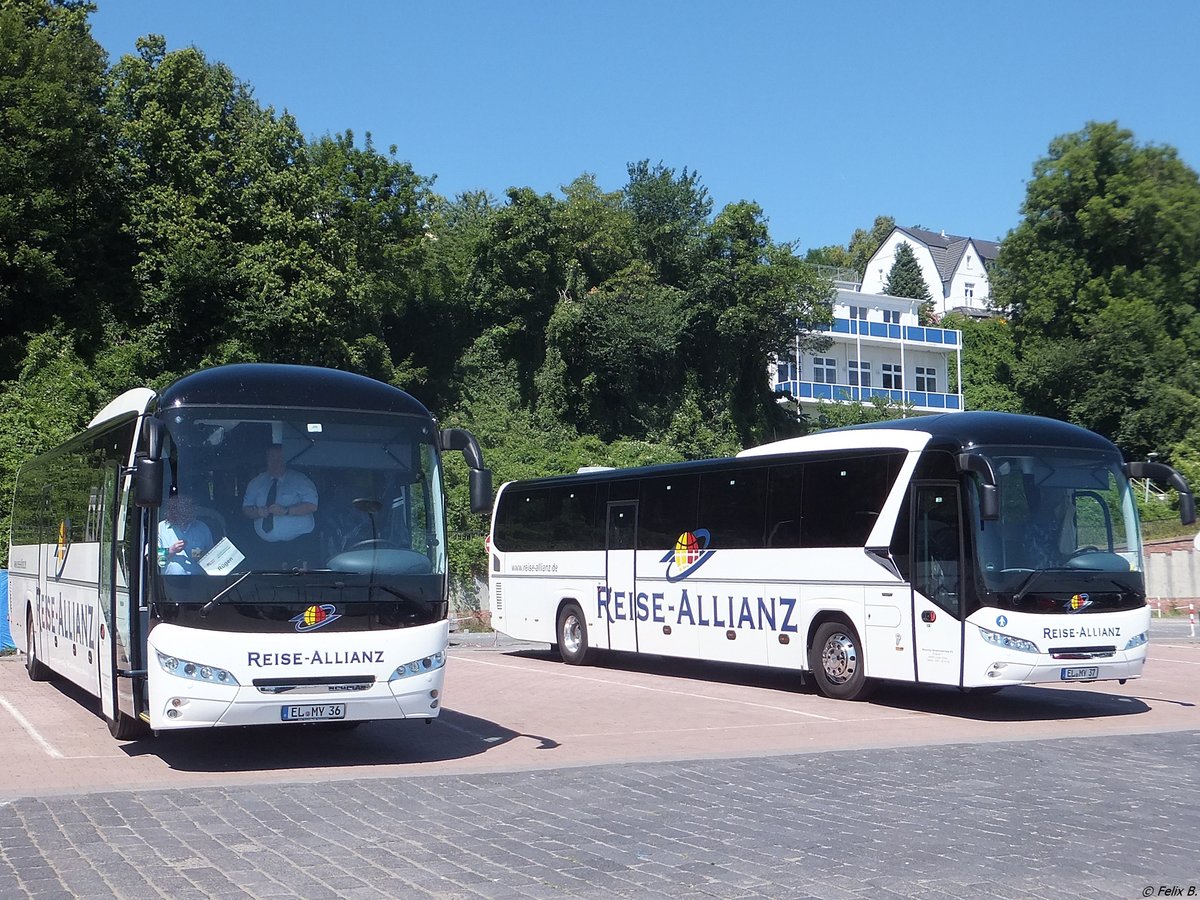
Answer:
[
  {"left": 7, "top": 364, "right": 491, "bottom": 738},
  {"left": 487, "top": 412, "right": 1193, "bottom": 700}
]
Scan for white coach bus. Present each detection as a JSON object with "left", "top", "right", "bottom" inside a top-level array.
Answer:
[
  {"left": 7, "top": 364, "right": 491, "bottom": 738},
  {"left": 487, "top": 412, "right": 1193, "bottom": 700}
]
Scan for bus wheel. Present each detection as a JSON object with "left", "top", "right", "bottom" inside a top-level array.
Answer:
[
  {"left": 107, "top": 711, "right": 146, "bottom": 741},
  {"left": 809, "top": 621, "right": 874, "bottom": 701},
  {"left": 557, "top": 602, "right": 596, "bottom": 666},
  {"left": 25, "top": 614, "right": 50, "bottom": 682}
]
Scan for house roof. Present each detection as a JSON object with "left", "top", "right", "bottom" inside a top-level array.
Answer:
[{"left": 895, "top": 226, "right": 1001, "bottom": 285}]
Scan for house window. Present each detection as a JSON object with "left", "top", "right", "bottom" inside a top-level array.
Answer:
[
  {"left": 848, "top": 305, "right": 868, "bottom": 320},
  {"left": 848, "top": 360, "right": 871, "bottom": 387},
  {"left": 964, "top": 282, "right": 975, "bottom": 300},
  {"left": 813, "top": 357, "right": 836, "bottom": 384},
  {"left": 967, "top": 255, "right": 973, "bottom": 269},
  {"left": 776, "top": 361, "right": 796, "bottom": 382},
  {"left": 882, "top": 310, "right": 900, "bottom": 325},
  {"left": 915, "top": 366, "right": 937, "bottom": 392},
  {"left": 882, "top": 363, "right": 903, "bottom": 390}
]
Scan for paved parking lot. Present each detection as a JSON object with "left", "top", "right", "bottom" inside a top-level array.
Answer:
[{"left": 0, "top": 621, "right": 1198, "bottom": 897}]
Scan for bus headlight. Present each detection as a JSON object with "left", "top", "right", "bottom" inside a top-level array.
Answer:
[
  {"left": 1123, "top": 631, "right": 1148, "bottom": 650},
  {"left": 156, "top": 651, "right": 239, "bottom": 685},
  {"left": 978, "top": 626, "right": 1039, "bottom": 654},
  {"left": 389, "top": 650, "right": 446, "bottom": 682}
]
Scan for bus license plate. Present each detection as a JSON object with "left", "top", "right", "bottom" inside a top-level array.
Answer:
[
  {"left": 1060, "top": 667, "right": 1099, "bottom": 681},
  {"left": 281, "top": 703, "right": 346, "bottom": 722}
]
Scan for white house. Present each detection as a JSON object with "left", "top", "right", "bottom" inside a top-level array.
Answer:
[
  {"left": 860, "top": 226, "right": 1000, "bottom": 318},
  {"left": 772, "top": 287, "right": 963, "bottom": 417}
]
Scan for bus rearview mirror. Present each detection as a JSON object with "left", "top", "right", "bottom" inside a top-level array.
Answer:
[
  {"left": 469, "top": 468, "right": 493, "bottom": 514},
  {"left": 134, "top": 457, "right": 163, "bottom": 508}
]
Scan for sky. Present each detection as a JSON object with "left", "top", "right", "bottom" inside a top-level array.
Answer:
[{"left": 89, "top": 1, "right": 1200, "bottom": 255}]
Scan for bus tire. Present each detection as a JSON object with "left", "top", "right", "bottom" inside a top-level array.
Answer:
[
  {"left": 107, "top": 711, "right": 146, "bottom": 741},
  {"left": 556, "top": 602, "right": 596, "bottom": 666},
  {"left": 26, "top": 613, "right": 51, "bottom": 682},
  {"left": 809, "top": 621, "right": 874, "bottom": 701}
]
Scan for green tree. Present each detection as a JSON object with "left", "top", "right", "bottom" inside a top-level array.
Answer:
[
  {"left": 623, "top": 160, "right": 711, "bottom": 288},
  {"left": 0, "top": 326, "right": 104, "bottom": 565},
  {"left": 459, "top": 187, "right": 563, "bottom": 402},
  {"left": 941, "top": 313, "right": 1022, "bottom": 412},
  {"left": 883, "top": 242, "right": 931, "bottom": 300},
  {"left": 689, "top": 201, "right": 834, "bottom": 444},
  {"left": 0, "top": 0, "right": 119, "bottom": 378},
  {"left": 992, "top": 121, "right": 1200, "bottom": 460},
  {"left": 534, "top": 267, "right": 687, "bottom": 440}
]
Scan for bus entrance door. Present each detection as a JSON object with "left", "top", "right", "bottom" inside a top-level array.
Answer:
[
  {"left": 99, "top": 465, "right": 142, "bottom": 730},
  {"left": 910, "top": 483, "right": 964, "bottom": 687},
  {"left": 604, "top": 502, "right": 639, "bottom": 652}
]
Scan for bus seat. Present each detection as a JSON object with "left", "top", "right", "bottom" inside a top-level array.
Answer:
[
  {"left": 192, "top": 506, "right": 227, "bottom": 544},
  {"left": 767, "top": 520, "right": 801, "bottom": 548}
]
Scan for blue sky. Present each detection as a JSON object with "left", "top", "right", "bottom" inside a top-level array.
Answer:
[{"left": 90, "top": 1, "right": 1200, "bottom": 255}]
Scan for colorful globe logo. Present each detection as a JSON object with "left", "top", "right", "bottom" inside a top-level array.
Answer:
[
  {"left": 674, "top": 532, "right": 701, "bottom": 568},
  {"left": 290, "top": 603, "right": 341, "bottom": 632},
  {"left": 660, "top": 529, "right": 714, "bottom": 582}
]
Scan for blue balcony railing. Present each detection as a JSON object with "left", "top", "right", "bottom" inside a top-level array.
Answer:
[
  {"left": 774, "top": 380, "right": 962, "bottom": 411},
  {"left": 819, "top": 318, "right": 960, "bottom": 346}
]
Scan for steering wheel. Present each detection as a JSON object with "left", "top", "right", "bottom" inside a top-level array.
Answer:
[
  {"left": 1069, "top": 545, "right": 1102, "bottom": 558},
  {"left": 350, "top": 539, "right": 403, "bottom": 550}
]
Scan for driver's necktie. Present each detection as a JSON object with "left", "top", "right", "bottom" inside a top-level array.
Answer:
[{"left": 263, "top": 478, "right": 278, "bottom": 532}]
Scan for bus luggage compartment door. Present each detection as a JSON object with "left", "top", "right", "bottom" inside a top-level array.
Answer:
[{"left": 604, "top": 502, "right": 639, "bottom": 652}]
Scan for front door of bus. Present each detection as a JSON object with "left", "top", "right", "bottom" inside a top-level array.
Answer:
[
  {"left": 910, "top": 483, "right": 964, "bottom": 686},
  {"left": 605, "top": 502, "right": 639, "bottom": 652},
  {"left": 98, "top": 464, "right": 138, "bottom": 725}
]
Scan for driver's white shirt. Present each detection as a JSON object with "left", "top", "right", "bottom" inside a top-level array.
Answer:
[{"left": 242, "top": 468, "right": 317, "bottom": 542}]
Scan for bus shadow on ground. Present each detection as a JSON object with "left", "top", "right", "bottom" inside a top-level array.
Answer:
[
  {"left": 868, "top": 682, "right": 1157, "bottom": 721},
  {"left": 82, "top": 701, "right": 559, "bottom": 771},
  {"left": 507, "top": 646, "right": 809, "bottom": 693},
  {"left": 120, "top": 708, "right": 559, "bottom": 772},
  {"left": 33, "top": 663, "right": 559, "bottom": 772},
  {"left": 506, "top": 648, "right": 1159, "bottom": 723}
]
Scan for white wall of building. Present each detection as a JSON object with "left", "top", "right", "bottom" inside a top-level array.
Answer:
[
  {"left": 859, "top": 233, "right": 942, "bottom": 302},
  {"left": 945, "top": 240, "right": 991, "bottom": 313}
]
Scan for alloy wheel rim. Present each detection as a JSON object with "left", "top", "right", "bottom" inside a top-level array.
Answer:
[
  {"left": 563, "top": 614, "right": 583, "bottom": 655},
  {"left": 821, "top": 632, "right": 858, "bottom": 685}
]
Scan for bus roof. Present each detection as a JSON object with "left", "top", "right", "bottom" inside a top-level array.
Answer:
[
  {"left": 830, "top": 411, "right": 1119, "bottom": 455},
  {"left": 156, "top": 364, "right": 432, "bottom": 418}
]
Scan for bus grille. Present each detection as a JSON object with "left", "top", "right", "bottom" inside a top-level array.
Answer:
[
  {"left": 494, "top": 582, "right": 503, "bottom": 613},
  {"left": 1049, "top": 646, "right": 1116, "bottom": 659},
  {"left": 253, "top": 675, "right": 375, "bottom": 694}
]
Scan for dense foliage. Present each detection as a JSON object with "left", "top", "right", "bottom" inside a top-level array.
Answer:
[{"left": 5, "top": 6, "right": 1200, "bottom": 574}]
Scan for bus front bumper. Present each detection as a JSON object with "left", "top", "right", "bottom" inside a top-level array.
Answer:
[
  {"left": 968, "top": 651, "right": 1146, "bottom": 688},
  {"left": 147, "top": 669, "right": 446, "bottom": 730}
]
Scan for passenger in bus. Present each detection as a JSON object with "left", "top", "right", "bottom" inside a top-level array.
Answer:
[
  {"left": 158, "top": 494, "right": 214, "bottom": 575},
  {"left": 242, "top": 444, "right": 319, "bottom": 543}
]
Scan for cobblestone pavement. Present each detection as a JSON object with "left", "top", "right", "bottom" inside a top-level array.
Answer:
[{"left": 2, "top": 730, "right": 1198, "bottom": 899}]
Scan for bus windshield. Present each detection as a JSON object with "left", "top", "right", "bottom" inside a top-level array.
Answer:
[
  {"left": 967, "top": 446, "right": 1144, "bottom": 609},
  {"left": 154, "top": 405, "right": 446, "bottom": 610}
]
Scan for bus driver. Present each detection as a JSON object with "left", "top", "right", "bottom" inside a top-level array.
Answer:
[{"left": 242, "top": 444, "right": 318, "bottom": 542}]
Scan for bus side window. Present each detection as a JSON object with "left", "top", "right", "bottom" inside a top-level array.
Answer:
[{"left": 766, "top": 464, "right": 804, "bottom": 548}]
